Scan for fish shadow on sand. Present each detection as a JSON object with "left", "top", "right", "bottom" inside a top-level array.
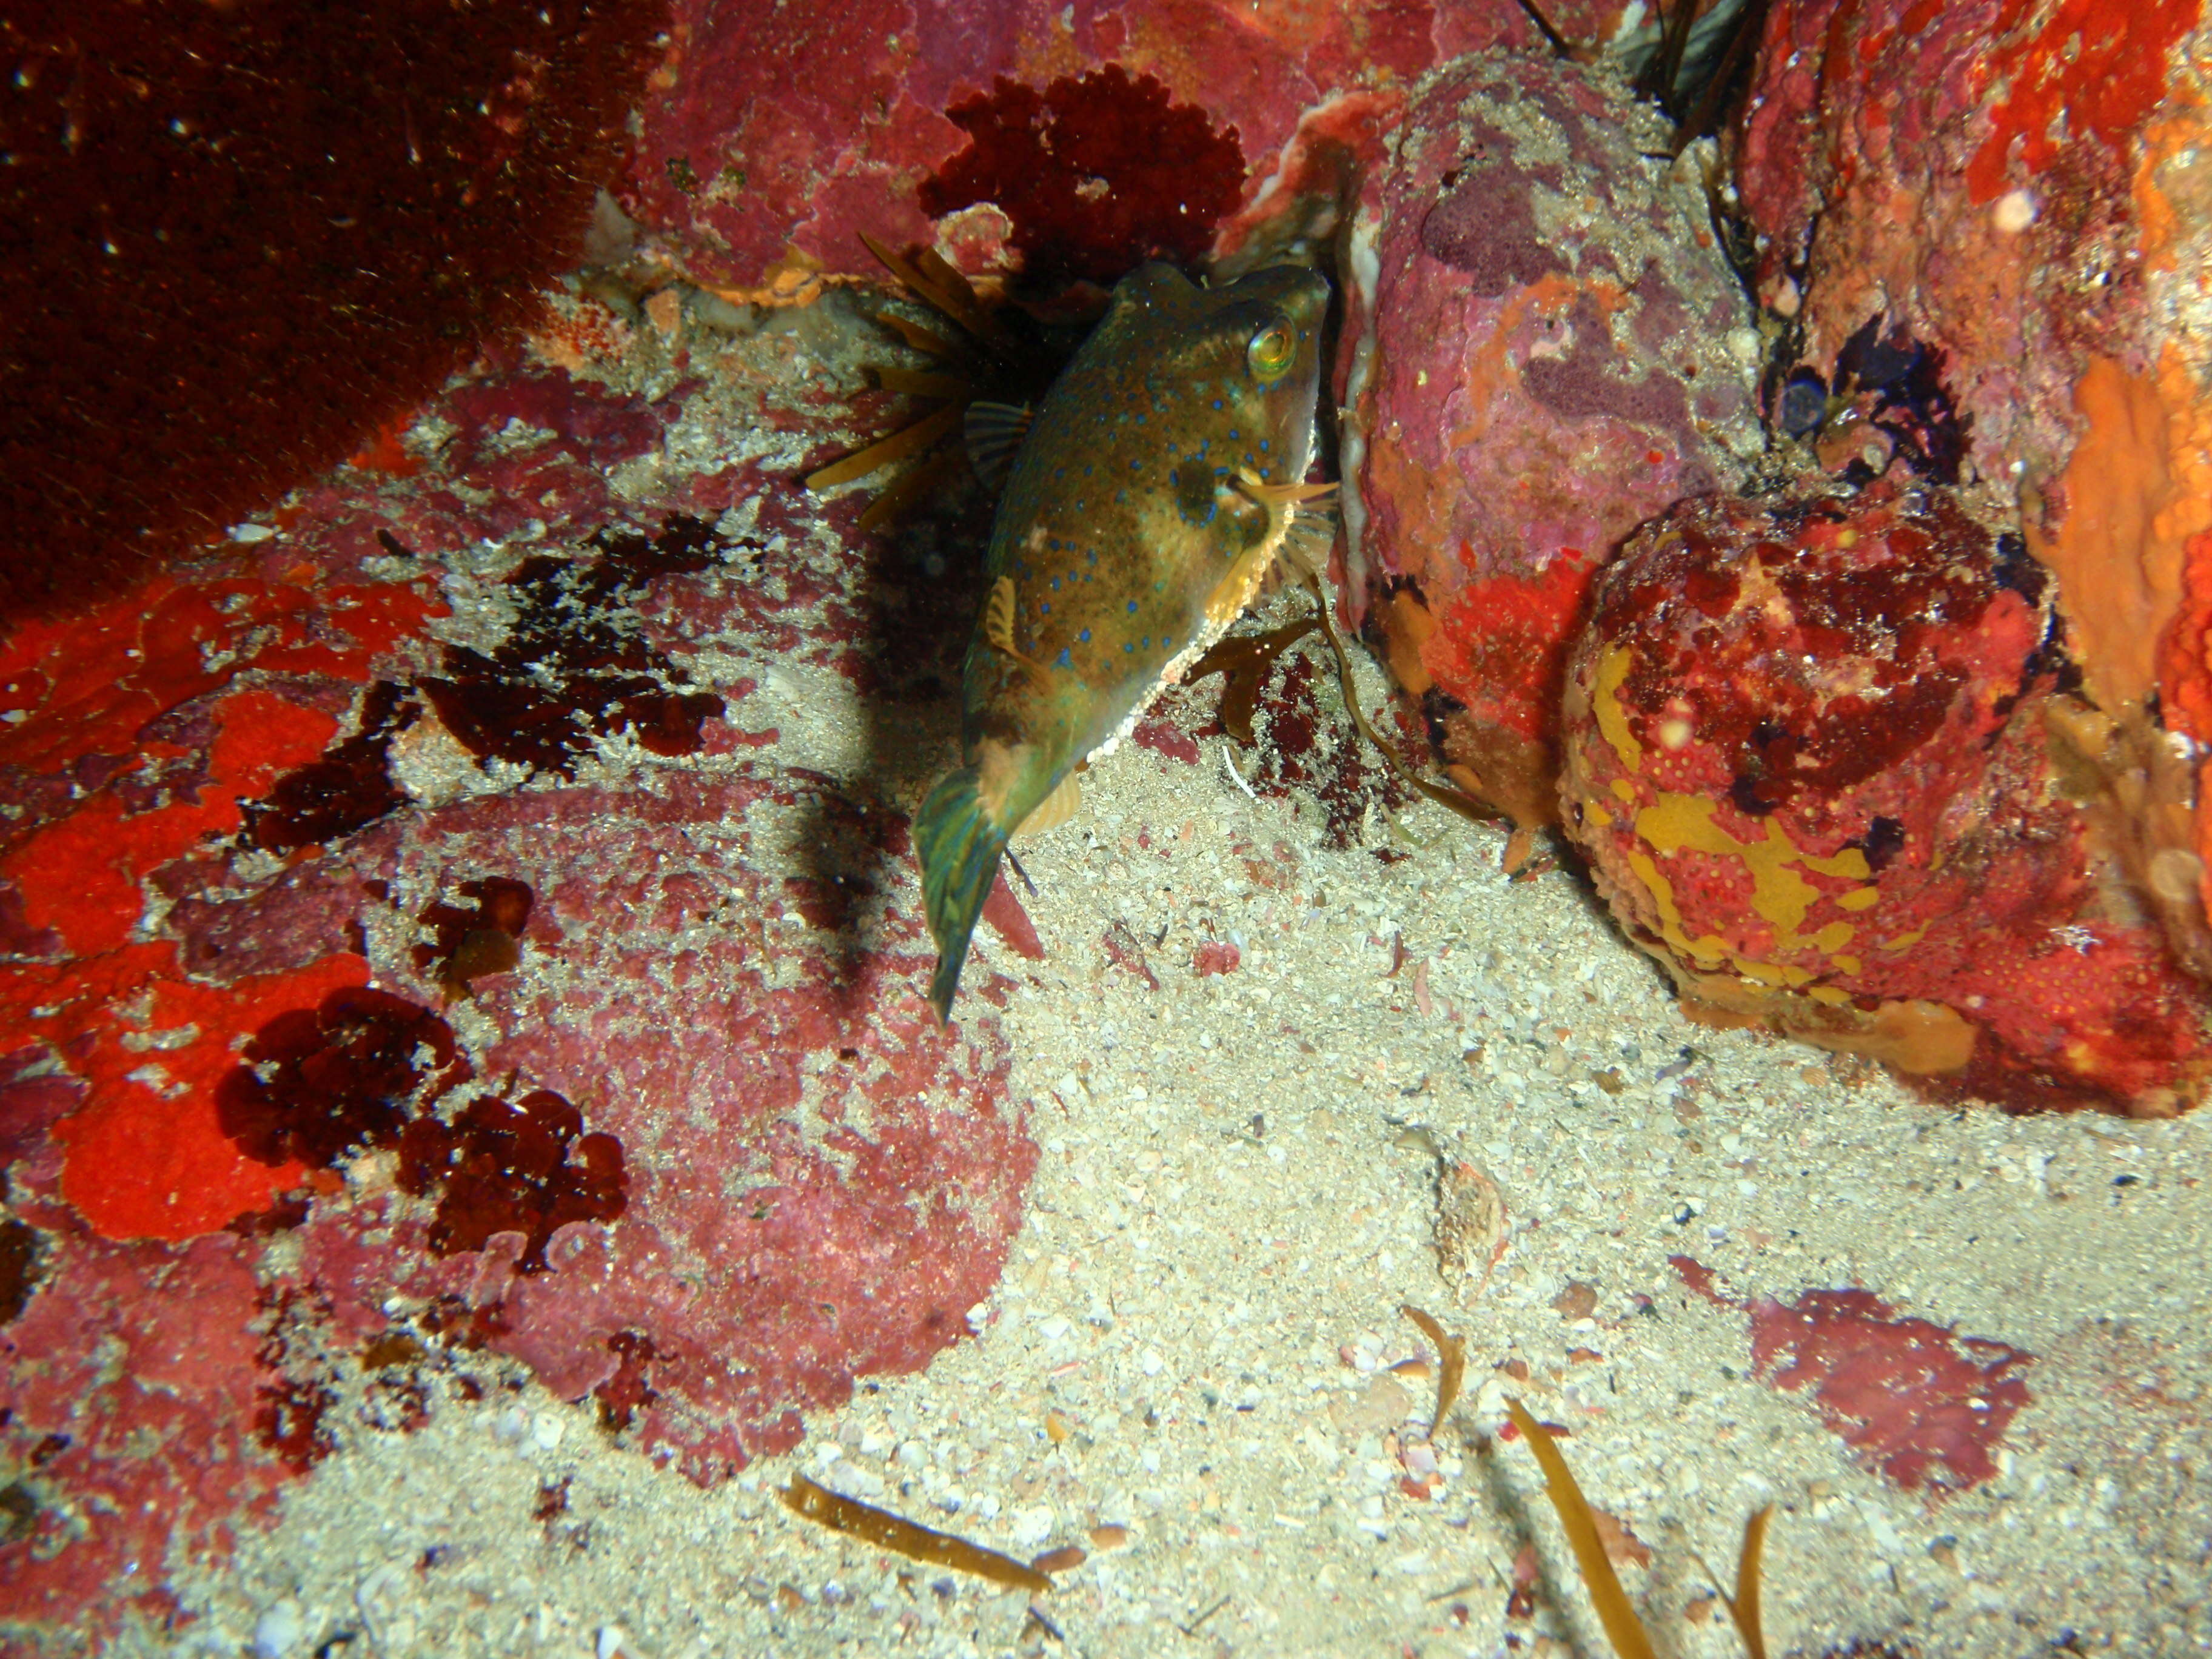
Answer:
[{"left": 780, "top": 490, "right": 993, "bottom": 1019}]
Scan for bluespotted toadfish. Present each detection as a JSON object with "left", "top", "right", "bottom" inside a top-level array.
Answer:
[{"left": 914, "top": 261, "right": 1333, "bottom": 1022}]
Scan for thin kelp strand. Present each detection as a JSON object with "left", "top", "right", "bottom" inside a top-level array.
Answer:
[
  {"left": 1505, "top": 1398, "right": 1658, "bottom": 1659},
  {"left": 871, "top": 366, "right": 971, "bottom": 398},
  {"left": 782, "top": 1474, "right": 1055, "bottom": 1592},
  {"left": 806, "top": 401, "right": 967, "bottom": 490}
]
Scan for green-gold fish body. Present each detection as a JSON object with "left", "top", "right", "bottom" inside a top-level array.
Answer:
[{"left": 916, "top": 260, "right": 1331, "bottom": 1021}]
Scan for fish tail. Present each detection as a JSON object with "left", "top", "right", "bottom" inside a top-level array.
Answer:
[{"left": 914, "top": 766, "right": 1010, "bottom": 1024}]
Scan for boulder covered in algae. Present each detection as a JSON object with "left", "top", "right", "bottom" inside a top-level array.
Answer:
[
  {"left": 1558, "top": 480, "right": 2212, "bottom": 1114},
  {"left": 1735, "top": 0, "right": 2212, "bottom": 980},
  {"left": 1339, "top": 52, "right": 1763, "bottom": 830}
]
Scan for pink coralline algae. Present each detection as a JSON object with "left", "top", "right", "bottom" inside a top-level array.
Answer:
[
  {"left": 1559, "top": 481, "right": 2212, "bottom": 1111},
  {"left": 363, "top": 775, "right": 1034, "bottom": 1479},
  {"left": 0, "top": 333, "right": 1037, "bottom": 1643},
  {"left": 1344, "top": 52, "right": 1761, "bottom": 830}
]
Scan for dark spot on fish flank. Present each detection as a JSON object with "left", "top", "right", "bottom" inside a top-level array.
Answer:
[
  {"left": 1088, "top": 550, "right": 1097, "bottom": 563},
  {"left": 1170, "top": 469, "right": 1181, "bottom": 486},
  {"left": 1079, "top": 628, "right": 1092, "bottom": 642},
  {"left": 1040, "top": 602, "right": 1051, "bottom": 614},
  {"left": 1056, "top": 648, "right": 1071, "bottom": 667},
  {"left": 1124, "top": 642, "right": 1135, "bottom": 652},
  {"left": 1258, "top": 438, "right": 1270, "bottom": 451},
  {"left": 1212, "top": 398, "right": 1224, "bottom": 409},
  {"left": 1215, "top": 466, "right": 1230, "bottom": 477},
  {"left": 1051, "top": 576, "right": 1062, "bottom": 590},
  {"left": 1141, "top": 635, "right": 1151, "bottom": 648},
  {"left": 1118, "top": 491, "right": 1128, "bottom": 503},
  {"left": 1127, "top": 599, "right": 1139, "bottom": 612}
]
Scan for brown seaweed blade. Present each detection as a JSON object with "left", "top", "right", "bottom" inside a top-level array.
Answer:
[
  {"left": 1399, "top": 1304, "right": 1466, "bottom": 1441},
  {"left": 871, "top": 366, "right": 971, "bottom": 398},
  {"left": 782, "top": 1473, "right": 1055, "bottom": 1593},
  {"left": 1185, "top": 615, "right": 1317, "bottom": 745},
  {"left": 1504, "top": 1398, "right": 1658, "bottom": 1659},
  {"left": 1722, "top": 1504, "right": 1772, "bottom": 1659},
  {"left": 875, "top": 310, "right": 962, "bottom": 358},
  {"left": 860, "top": 232, "right": 1013, "bottom": 349},
  {"left": 1296, "top": 572, "right": 1497, "bottom": 830},
  {"left": 856, "top": 447, "right": 964, "bottom": 532}
]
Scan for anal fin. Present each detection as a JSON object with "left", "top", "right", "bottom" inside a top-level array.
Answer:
[{"left": 1013, "top": 769, "right": 1081, "bottom": 841}]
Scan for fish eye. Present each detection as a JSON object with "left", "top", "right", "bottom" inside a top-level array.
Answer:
[{"left": 1247, "top": 319, "right": 1295, "bottom": 381}]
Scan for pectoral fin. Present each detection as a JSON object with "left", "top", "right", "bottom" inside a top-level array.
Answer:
[
  {"left": 1204, "top": 473, "right": 1340, "bottom": 621},
  {"left": 985, "top": 575, "right": 1051, "bottom": 688}
]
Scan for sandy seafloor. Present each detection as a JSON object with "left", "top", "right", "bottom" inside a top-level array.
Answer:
[{"left": 121, "top": 281, "right": 2212, "bottom": 1659}]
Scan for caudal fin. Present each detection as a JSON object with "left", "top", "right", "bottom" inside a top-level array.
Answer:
[{"left": 913, "top": 766, "right": 1010, "bottom": 1024}]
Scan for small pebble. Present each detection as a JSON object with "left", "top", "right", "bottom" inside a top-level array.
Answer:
[{"left": 252, "top": 1600, "right": 303, "bottom": 1659}]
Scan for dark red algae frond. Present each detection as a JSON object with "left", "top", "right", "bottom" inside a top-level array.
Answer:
[
  {"left": 414, "top": 876, "right": 536, "bottom": 1003},
  {"left": 240, "top": 683, "right": 419, "bottom": 853},
  {"left": 919, "top": 65, "right": 1247, "bottom": 289},
  {"left": 417, "top": 517, "right": 729, "bottom": 773},
  {"left": 0, "top": 0, "right": 667, "bottom": 622},
  {"left": 214, "top": 984, "right": 628, "bottom": 1270}
]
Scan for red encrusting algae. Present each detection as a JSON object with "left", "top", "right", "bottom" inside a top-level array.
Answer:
[{"left": 1671, "top": 1257, "right": 2035, "bottom": 1495}]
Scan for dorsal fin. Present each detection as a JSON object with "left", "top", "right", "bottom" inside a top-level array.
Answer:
[{"left": 965, "top": 401, "right": 1033, "bottom": 489}]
